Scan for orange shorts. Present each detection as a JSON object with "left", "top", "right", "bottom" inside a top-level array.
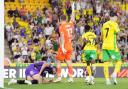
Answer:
[{"left": 56, "top": 48, "right": 72, "bottom": 61}]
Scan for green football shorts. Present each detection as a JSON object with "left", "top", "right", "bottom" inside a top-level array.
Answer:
[
  {"left": 102, "top": 49, "right": 121, "bottom": 62},
  {"left": 83, "top": 50, "right": 97, "bottom": 61}
]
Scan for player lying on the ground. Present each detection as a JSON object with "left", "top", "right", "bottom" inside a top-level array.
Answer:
[{"left": 8, "top": 57, "right": 56, "bottom": 85}]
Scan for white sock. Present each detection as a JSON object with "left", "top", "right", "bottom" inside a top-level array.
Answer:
[
  {"left": 91, "top": 76, "right": 94, "bottom": 81},
  {"left": 25, "top": 80, "right": 30, "bottom": 83},
  {"left": 14, "top": 80, "right": 17, "bottom": 83},
  {"left": 112, "top": 72, "right": 117, "bottom": 78}
]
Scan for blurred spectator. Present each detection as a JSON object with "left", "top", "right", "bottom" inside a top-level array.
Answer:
[
  {"left": 76, "top": 0, "right": 81, "bottom": 11},
  {"left": 21, "top": 44, "right": 28, "bottom": 62},
  {"left": 20, "top": 5, "right": 27, "bottom": 20},
  {"left": 51, "top": 0, "right": 58, "bottom": 7},
  {"left": 13, "top": 45, "right": 21, "bottom": 62},
  {"left": 5, "top": 22, "right": 14, "bottom": 41},
  {"left": 5, "top": 0, "right": 128, "bottom": 63},
  {"left": 66, "top": 5, "right": 72, "bottom": 21},
  {"left": 19, "top": 0, "right": 24, "bottom": 3},
  {"left": 14, "top": 7, "right": 20, "bottom": 17},
  {"left": 35, "top": 7, "right": 41, "bottom": 17},
  {"left": 44, "top": 24, "right": 54, "bottom": 38},
  {"left": 4, "top": 56, "right": 11, "bottom": 67},
  {"left": 45, "top": 37, "right": 53, "bottom": 49},
  {"left": 95, "top": 1, "right": 102, "bottom": 15},
  {"left": 8, "top": 8, "right": 14, "bottom": 17},
  {"left": 80, "top": 0, "right": 86, "bottom": 10},
  {"left": 76, "top": 51, "right": 82, "bottom": 63}
]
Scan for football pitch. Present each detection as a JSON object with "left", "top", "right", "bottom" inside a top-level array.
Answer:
[{"left": 4, "top": 78, "right": 128, "bottom": 89}]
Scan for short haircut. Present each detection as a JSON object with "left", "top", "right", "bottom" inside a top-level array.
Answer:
[
  {"left": 110, "top": 11, "right": 117, "bottom": 17},
  {"left": 60, "top": 15, "right": 66, "bottom": 21},
  {"left": 41, "top": 56, "right": 47, "bottom": 61},
  {"left": 85, "top": 25, "right": 91, "bottom": 32}
]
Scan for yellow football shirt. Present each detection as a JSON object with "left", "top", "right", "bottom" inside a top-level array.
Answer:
[
  {"left": 101, "top": 20, "right": 120, "bottom": 50},
  {"left": 82, "top": 32, "right": 97, "bottom": 50}
]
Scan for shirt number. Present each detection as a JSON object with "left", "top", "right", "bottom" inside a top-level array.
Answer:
[
  {"left": 66, "top": 28, "right": 72, "bottom": 42},
  {"left": 105, "top": 28, "right": 109, "bottom": 38}
]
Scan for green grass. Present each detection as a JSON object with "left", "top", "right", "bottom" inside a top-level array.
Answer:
[{"left": 4, "top": 78, "right": 128, "bottom": 89}]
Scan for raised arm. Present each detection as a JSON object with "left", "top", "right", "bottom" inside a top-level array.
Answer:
[{"left": 70, "top": 2, "right": 75, "bottom": 22}]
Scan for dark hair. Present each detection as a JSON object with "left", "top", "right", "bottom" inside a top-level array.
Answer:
[
  {"left": 41, "top": 56, "right": 48, "bottom": 61},
  {"left": 110, "top": 11, "right": 117, "bottom": 17},
  {"left": 47, "top": 65, "right": 56, "bottom": 74},
  {"left": 60, "top": 15, "right": 66, "bottom": 21},
  {"left": 85, "top": 25, "right": 91, "bottom": 32}
]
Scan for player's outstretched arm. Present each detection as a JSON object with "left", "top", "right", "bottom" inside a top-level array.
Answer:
[
  {"left": 39, "top": 62, "right": 49, "bottom": 75},
  {"left": 70, "top": 2, "right": 75, "bottom": 22}
]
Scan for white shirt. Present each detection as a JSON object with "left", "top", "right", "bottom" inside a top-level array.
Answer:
[
  {"left": 21, "top": 47, "right": 28, "bottom": 55},
  {"left": 77, "top": 55, "right": 81, "bottom": 61},
  {"left": 45, "top": 39, "right": 52, "bottom": 48},
  {"left": 44, "top": 26, "right": 53, "bottom": 36},
  {"left": 76, "top": 1, "right": 81, "bottom": 10},
  {"left": 13, "top": 35, "right": 21, "bottom": 41},
  {"left": 19, "top": 42, "right": 23, "bottom": 48},
  {"left": 11, "top": 42, "right": 17, "bottom": 48},
  {"left": 96, "top": 4, "right": 102, "bottom": 14},
  {"left": 6, "top": 24, "right": 14, "bottom": 32},
  {"left": 80, "top": 26, "right": 84, "bottom": 35},
  {"left": 14, "top": 51, "right": 21, "bottom": 56},
  {"left": 81, "top": 1, "right": 86, "bottom": 9}
]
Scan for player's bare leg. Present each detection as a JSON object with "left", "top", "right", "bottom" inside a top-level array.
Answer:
[
  {"left": 54, "top": 60, "right": 62, "bottom": 82},
  {"left": 42, "top": 78, "right": 54, "bottom": 84},
  {"left": 66, "top": 60, "right": 73, "bottom": 83},
  {"left": 32, "top": 74, "right": 43, "bottom": 84}
]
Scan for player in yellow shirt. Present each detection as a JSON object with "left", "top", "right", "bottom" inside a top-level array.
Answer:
[
  {"left": 101, "top": 11, "right": 122, "bottom": 85},
  {"left": 82, "top": 27, "right": 97, "bottom": 85}
]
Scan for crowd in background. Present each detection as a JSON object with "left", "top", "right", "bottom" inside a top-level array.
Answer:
[{"left": 5, "top": 0, "right": 128, "bottom": 63}]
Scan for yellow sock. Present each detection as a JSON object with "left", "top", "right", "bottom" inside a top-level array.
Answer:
[
  {"left": 87, "top": 66, "right": 92, "bottom": 77},
  {"left": 114, "top": 61, "right": 122, "bottom": 73},
  {"left": 103, "top": 62, "right": 109, "bottom": 79}
]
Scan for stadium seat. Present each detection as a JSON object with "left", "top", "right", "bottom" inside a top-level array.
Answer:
[{"left": 4, "top": 0, "right": 49, "bottom": 11}]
